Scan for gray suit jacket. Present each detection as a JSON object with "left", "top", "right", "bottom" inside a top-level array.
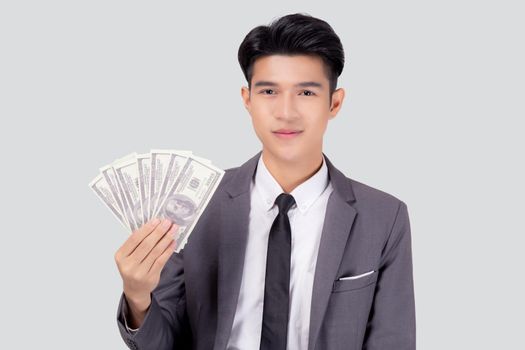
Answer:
[{"left": 117, "top": 151, "right": 416, "bottom": 350}]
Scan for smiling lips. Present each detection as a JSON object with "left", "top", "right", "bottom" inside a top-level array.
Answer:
[{"left": 273, "top": 129, "right": 303, "bottom": 139}]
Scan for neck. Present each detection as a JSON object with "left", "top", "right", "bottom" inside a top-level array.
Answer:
[{"left": 262, "top": 150, "right": 324, "bottom": 193}]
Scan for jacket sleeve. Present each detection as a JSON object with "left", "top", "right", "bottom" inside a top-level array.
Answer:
[
  {"left": 363, "top": 201, "right": 416, "bottom": 349},
  {"left": 116, "top": 248, "right": 191, "bottom": 350}
]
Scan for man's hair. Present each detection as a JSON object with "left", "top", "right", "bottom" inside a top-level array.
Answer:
[{"left": 238, "top": 13, "right": 345, "bottom": 103}]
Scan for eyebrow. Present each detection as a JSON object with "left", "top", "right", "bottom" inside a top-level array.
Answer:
[{"left": 252, "top": 80, "right": 323, "bottom": 89}]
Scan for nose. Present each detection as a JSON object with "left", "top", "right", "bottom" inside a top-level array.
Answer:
[{"left": 273, "top": 91, "right": 299, "bottom": 121}]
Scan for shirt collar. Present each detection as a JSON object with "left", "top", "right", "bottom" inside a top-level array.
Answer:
[{"left": 254, "top": 154, "right": 330, "bottom": 214}]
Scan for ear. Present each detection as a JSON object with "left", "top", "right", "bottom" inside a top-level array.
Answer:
[
  {"left": 329, "top": 88, "right": 345, "bottom": 119},
  {"left": 241, "top": 86, "right": 251, "bottom": 111}
]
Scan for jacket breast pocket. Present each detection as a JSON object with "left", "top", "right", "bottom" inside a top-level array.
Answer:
[{"left": 332, "top": 270, "right": 379, "bottom": 293}]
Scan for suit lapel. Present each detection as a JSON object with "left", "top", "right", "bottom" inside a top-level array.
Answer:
[
  {"left": 308, "top": 154, "right": 357, "bottom": 350},
  {"left": 213, "top": 152, "right": 261, "bottom": 350}
]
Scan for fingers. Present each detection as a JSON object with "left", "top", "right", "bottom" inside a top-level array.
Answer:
[
  {"left": 149, "top": 238, "right": 177, "bottom": 275},
  {"left": 128, "top": 218, "right": 174, "bottom": 263},
  {"left": 140, "top": 224, "right": 178, "bottom": 273},
  {"left": 115, "top": 218, "right": 161, "bottom": 261},
  {"left": 113, "top": 218, "right": 177, "bottom": 305}
]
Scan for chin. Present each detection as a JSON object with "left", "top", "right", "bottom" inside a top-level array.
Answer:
[{"left": 268, "top": 147, "right": 303, "bottom": 164}]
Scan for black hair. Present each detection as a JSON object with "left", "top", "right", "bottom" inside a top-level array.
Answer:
[{"left": 238, "top": 13, "right": 345, "bottom": 104}]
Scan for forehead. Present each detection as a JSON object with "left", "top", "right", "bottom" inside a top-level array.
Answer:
[{"left": 251, "top": 54, "right": 328, "bottom": 86}]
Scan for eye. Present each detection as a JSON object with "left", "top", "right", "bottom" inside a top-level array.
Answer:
[
  {"left": 259, "top": 89, "right": 275, "bottom": 95},
  {"left": 300, "top": 90, "right": 316, "bottom": 96}
]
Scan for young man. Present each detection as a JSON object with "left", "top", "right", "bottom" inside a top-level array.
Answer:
[{"left": 114, "top": 13, "right": 416, "bottom": 350}]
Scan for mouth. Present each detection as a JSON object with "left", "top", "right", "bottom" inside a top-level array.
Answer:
[{"left": 272, "top": 129, "right": 303, "bottom": 139}]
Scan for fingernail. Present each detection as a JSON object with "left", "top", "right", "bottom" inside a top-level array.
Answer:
[
  {"left": 151, "top": 218, "right": 160, "bottom": 225},
  {"left": 162, "top": 218, "right": 172, "bottom": 228}
]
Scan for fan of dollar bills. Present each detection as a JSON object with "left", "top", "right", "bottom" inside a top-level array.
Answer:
[{"left": 89, "top": 150, "right": 225, "bottom": 252}]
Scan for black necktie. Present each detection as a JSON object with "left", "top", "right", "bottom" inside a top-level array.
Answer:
[{"left": 260, "top": 193, "right": 296, "bottom": 350}]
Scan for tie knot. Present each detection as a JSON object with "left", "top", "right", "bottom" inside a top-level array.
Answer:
[{"left": 274, "top": 193, "right": 296, "bottom": 214}]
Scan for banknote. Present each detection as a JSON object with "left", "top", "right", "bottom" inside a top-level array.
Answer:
[
  {"left": 102, "top": 153, "right": 139, "bottom": 231},
  {"left": 113, "top": 155, "right": 143, "bottom": 229},
  {"left": 154, "top": 156, "right": 224, "bottom": 252},
  {"left": 99, "top": 164, "right": 129, "bottom": 228},
  {"left": 89, "top": 174, "right": 128, "bottom": 229},
  {"left": 136, "top": 153, "right": 151, "bottom": 226},
  {"left": 149, "top": 150, "right": 192, "bottom": 220},
  {"left": 151, "top": 150, "right": 194, "bottom": 221},
  {"left": 90, "top": 150, "right": 224, "bottom": 252}
]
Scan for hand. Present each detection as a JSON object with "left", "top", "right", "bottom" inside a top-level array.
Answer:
[{"left": 114, "top": 218, "right": 178, "bottom": 327}]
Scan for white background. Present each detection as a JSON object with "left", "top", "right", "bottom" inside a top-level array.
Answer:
[{"left": 1, "top": 1, "right": 523, "bottom": 348}]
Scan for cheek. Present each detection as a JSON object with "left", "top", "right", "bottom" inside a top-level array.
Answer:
[
  {"left": 307, "top": 116, "right": 329, "bottom": 137},
  {"left": 250, "top": 114, "right": 268, "bottom": 140}
]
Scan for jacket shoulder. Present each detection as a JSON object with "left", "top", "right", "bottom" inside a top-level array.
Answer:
[
  {"left": 215, "top": 166, "right": 239, "bottom": 192},
  {"left": 201, "top": 165, "right": 240, "bottom": 208},
  {"left": 347, "top": 177, "right": 407, "bottom": 211},
  {"left": 222, "top": 166, "right": 239, "bottom": 181}
]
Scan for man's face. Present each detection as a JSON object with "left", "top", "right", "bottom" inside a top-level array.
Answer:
[{"left": 241, "top": 54, "right": 344, "bottom": 165}]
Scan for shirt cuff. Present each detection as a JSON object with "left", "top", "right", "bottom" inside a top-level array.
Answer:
[{"left": 124, "top": 316, "right": 139, "bottom": 334}]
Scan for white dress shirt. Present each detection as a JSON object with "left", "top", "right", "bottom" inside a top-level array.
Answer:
[{"left": 226, "top": 155, "right": 333, "bottom": 350}]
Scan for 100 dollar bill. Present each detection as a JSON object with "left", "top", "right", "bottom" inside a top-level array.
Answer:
[{"left": 154, "top": 156, "right": 224, "bottom": 252}]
